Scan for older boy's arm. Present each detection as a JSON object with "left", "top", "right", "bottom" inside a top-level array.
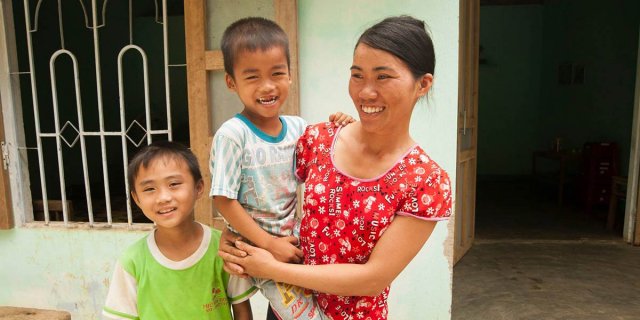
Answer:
[
  {"left": 231, "top": 300, "right": 252, "bottom": 320},
  {"left": 214, "top": 196, "right": 303, "bottom": 263}
]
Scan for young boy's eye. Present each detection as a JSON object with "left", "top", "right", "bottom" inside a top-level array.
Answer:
[
  {"left": 169, "top": 182, "right": 182, "bottom": 188},
  {"left": 143, "top": 187, "right": 155, "bottom": 193},
  {"left": 244, "top": 75, "right": 258, "bottom": 80}
]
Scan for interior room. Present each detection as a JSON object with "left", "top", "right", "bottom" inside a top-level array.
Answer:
[
  {"left": 453, "top": 1, "right": 640, "bottom": 318},
  {"left": 475, "top": 0, "right": 640, "bottom": 240}
]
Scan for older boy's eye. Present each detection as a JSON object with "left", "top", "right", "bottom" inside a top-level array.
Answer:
[
  {"left": 143, "top": 187, "right": 155, "bottom": 193},
  {"left": 244, "top": 75, "right": 258, "bottom": 80},
  {"left": 169, "top": 182, "right": 182, "bottom": 188}
]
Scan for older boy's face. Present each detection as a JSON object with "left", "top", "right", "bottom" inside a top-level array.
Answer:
[
  {"left": 225, "top": 46, "right": 290, "bottom": 124},
  {"left": 131, "top": 157, "right": 204, "bottom": 229}
]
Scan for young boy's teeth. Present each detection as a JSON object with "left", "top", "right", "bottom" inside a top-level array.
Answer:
[
  {"left": 362, "top": 106, "right": 384, "bottom": 114},
  {"left": 258, "top": 97, "right": 277, "bottom": 105}
]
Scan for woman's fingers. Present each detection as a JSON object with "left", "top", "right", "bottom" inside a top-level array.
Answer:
[{"left": 222, "top": 261, "right": 248, "bottom": 278}]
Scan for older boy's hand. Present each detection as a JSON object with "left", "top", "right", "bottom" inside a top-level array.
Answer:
[
  {"left": 266, "top": 236, "right": 303, "bottom": 264},
  {"left": 219, "top": 228, "right": 249, "bottom": 277}
]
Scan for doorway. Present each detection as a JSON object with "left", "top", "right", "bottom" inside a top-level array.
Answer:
[
  {"left": 475, "top": 0, "right": 640, "bottom": 240},
  {"left": 453, "top": 0, "right": 640, "bottom": 318}
]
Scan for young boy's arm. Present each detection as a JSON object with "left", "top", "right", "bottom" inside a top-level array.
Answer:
[
  {"left": 214, "top": 196, "right": 302, "bottom": 263},
  {"left": 231, "top": 300, "right": 252, "bottom": 320},
  {"left": 329, "top": 111, "right": 356, "bottom": 126}
]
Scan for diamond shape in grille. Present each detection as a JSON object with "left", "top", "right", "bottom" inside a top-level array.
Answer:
[
  {"left": 126, "top": 120, "right": 148, "bottom": 147},
  {"left": 60, "top": 121, "right": 80, "bottom": 148}
]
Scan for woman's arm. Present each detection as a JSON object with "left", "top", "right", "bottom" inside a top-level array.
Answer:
[
  {"left": 214, "top": 196, "right": 303, "bottom": 263},
  {"left": 219, "top": 216, "right": 437, "bottom": 296}
]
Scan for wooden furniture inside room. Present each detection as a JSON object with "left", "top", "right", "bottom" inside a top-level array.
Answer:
[
  {"left": 531, "top": 149, "right": 582, "bottom": 206},
  {"left": 580, "top": 142, "right": 619, "bottom": 215},
  {"left": 608, "top": 175, "right": 627, "bottom": 231}
]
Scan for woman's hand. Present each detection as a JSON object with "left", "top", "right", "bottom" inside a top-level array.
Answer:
[
  {"left": 219, "top": 228, "right": 249, "bottom": 277},
  {"left": 329, "top": 112, "right": 356, "bottom": 127},
  {"left": 218, "top": 240, "right": 280, "bottom": 279}
]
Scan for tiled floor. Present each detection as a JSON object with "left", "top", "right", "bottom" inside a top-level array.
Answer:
[{"left": 452, "top": 178, "right": 640, "bottom": 320}]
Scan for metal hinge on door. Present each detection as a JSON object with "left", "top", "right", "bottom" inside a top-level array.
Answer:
[{"left": 1, "top": 141, "right": 8, "bottom": 170}]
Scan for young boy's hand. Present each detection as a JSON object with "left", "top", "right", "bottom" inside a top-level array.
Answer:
[
  {"left": 266, "top": 236, "right": 303, "bottom": 264},
  {"left": 329, "top": 112, "right": 356, "bottom": 127}
]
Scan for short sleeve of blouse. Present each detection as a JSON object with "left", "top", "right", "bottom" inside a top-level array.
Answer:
[
  {"left": 397, "top": 165, "right": 453, "bottom": 221},
  {"left": 294, "top": 125, "right": 316, "bottom": 182}
]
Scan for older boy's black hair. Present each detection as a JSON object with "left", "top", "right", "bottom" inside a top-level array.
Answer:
[
  {"left": 127, "top": 141, "right": 202, "bottom": 193},
  {"left": 221, "top": 16, "right": 290, "bottom": 78},
  {"left": 356, "top": 15, "right": 435, "bottom": 79}
]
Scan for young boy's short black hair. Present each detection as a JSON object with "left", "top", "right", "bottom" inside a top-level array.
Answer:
[
  {"left": 221, "top": 16, "right": 290, "bottom": 77},
  {"left": 127, "top": 141, "right": 202, "bottom": 192}
]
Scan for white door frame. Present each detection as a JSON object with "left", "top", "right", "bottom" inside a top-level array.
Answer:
[{"left": 623, "top": 26, "right": 640, "bottom": 243}]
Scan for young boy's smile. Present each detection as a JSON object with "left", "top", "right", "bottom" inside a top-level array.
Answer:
[
  {"left": 131, "top": 156, "right": 204, "bottom": 229},
  {"left": 225, "top": 46, "right": 291, "bottom": 131}
]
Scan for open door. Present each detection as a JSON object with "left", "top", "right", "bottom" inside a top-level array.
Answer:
[{"left": 454, "top": 0, "right": 479, "bottom": 264}]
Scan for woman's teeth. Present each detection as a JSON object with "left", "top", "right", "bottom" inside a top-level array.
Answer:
[{"left": 362, "top": 106, "right": 384, "bottom": 114}]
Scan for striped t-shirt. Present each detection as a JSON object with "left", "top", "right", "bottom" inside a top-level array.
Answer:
[{"left": 209, "top": 114, "right": 307, "bottom": 236}]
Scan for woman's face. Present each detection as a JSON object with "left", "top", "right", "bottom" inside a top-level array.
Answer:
[{"left": 349, "top": 44, "right": 432, "bottom": 134}]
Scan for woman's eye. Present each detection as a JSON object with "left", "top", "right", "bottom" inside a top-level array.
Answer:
[
  {"left": 273, "top": 72, "right": 287, "bottom": 77},
  {"left": 350, "top": 73, "right": 363, "bottom": 79},
  {"left": 377, "top": 74, "right": 391, "bottom": 80}
]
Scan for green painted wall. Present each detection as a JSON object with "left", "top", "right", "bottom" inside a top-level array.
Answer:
[
  {"left": 478, "top": 5, "right": 544, "bottom": 176},
  {"left": 0, "top": 1, "right": 458, "bottom": 319},
  {"left": 478, "top": 0, "right": 640, "bottom": 176},
  {"left": 0, "top": 228, "right": 145, "bottom": 318},
  {"left": 540, "top": 0, "right": 640, "bottom": 175}
]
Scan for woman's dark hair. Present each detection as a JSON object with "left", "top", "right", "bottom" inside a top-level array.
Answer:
[
  {"left": 127, "top": 141, "right": 202, "bottom": 192},
  {"left": 221, "top": 17, "right": 290, "bottom": 78},
  {"left": 356, "top": 15, "right": 435, "bottom": 78}
]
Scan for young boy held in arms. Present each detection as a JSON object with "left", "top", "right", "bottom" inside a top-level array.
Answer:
[{"left": 210, "top": 17, "right": 351, "bottom": 319}]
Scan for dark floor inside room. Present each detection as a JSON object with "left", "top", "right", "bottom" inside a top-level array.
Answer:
[{"left": 452, "top": 178, "right": 639, "bottom": 320}]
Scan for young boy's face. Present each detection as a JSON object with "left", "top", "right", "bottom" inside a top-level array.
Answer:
[
  {"left": 225, "top": 46, "right": 290, "bottom": 124},
  {"left": 131, "top": 156, "right": 204, "bottom": 229}
]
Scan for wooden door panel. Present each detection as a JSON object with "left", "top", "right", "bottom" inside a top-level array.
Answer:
[{"left": 454, "top": 0, "right": 479, "bottom": 264}]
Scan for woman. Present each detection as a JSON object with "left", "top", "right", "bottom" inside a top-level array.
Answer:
[{"left": 219, "top": 15, "right": 452, "bottom": 320}]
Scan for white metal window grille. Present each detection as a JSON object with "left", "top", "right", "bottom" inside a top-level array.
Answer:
[{"left": 11, "top": 0, "right": 186, "bottom": 227}]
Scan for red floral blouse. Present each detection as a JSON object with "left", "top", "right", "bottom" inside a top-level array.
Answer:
[{"left": 295, "top": 123, "right": 452, "bottom": 320}]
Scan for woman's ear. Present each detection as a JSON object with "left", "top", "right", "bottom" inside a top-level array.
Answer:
[
  {"left": 417, "top": 73, "right": 434, "bottom": 97},
  {"left": 225, "top": 73, "right": 237, "bottom": 92}
]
